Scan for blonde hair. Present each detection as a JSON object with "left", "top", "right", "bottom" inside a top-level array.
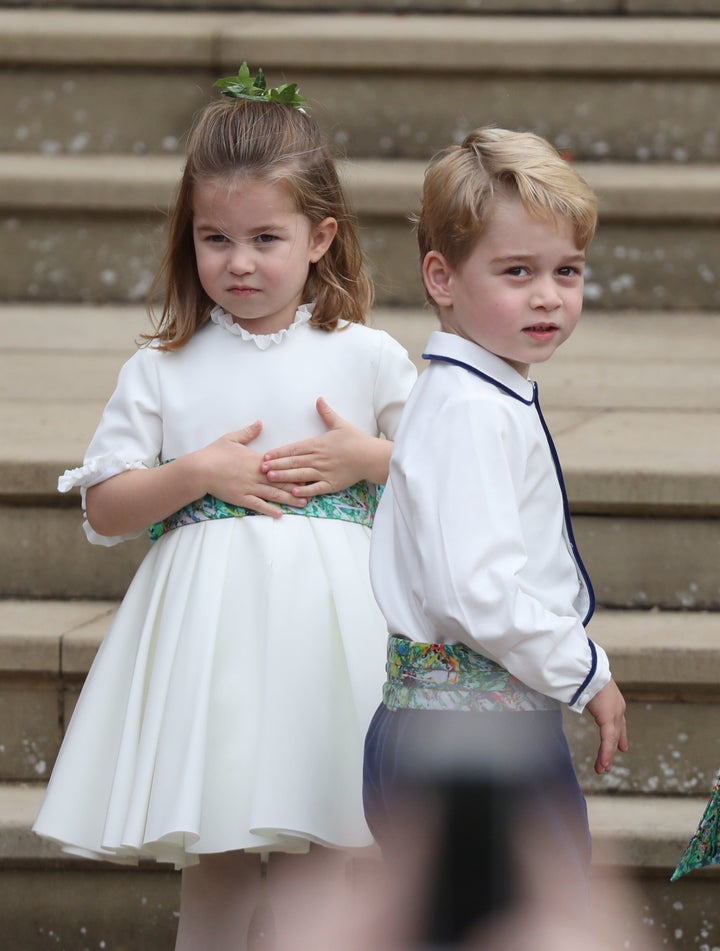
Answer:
[
  {"left": 417, "top": 127, "right": 598, "bottom": 282},
  {"left": 145, "top": 99, "right": 373, "bottom": 350}
]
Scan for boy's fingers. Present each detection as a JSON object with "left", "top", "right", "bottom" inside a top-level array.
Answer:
[
  {"left": 594, "top": 718, "right": 627, "bottom": 773},
  {"left": 618, "top": 720, "right": 629, "bottom": 753}
]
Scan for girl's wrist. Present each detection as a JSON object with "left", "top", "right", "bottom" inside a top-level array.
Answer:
[
  {"left": 173, "top": 450, "right": 211, "bottom": 501},
  {"left": 363, "top": 437, "right": 393, "bottom": 485}
]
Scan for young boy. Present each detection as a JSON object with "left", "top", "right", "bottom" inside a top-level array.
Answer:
[{"left": 364, "top": 128, "right": 628, "bottom": 942}]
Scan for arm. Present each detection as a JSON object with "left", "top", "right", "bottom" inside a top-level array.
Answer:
[
  {"left": 260, "top": 397, "right": 393, "bottom": 497},
  {"left": 86, "top": 421, "right": 306, "bottom": 538}
]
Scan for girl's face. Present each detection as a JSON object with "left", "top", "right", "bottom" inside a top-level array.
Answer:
[{"left": 192, "top": 177, "right": 337, "bottom": 335}]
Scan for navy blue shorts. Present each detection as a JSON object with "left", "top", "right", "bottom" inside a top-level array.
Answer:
[{"left": 363, "top": 704, "right": 591, "bottom": 942}]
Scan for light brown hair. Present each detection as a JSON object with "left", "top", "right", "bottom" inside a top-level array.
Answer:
[
  {"left": 145, "top": 99, "right": 372, "bottom": 350},
  {"left": 417, "top": 127, "right": 598, "bottom": 289}
]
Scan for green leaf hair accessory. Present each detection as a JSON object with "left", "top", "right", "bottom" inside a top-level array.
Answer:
[{"left": 214, "top": 62, "right": 307, "bottom": 110}]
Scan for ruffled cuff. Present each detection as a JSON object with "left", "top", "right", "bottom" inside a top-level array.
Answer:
[
  {"left": 58, "top": 454, "right": 147, "bottom": 493},
  {"left": 59, "top": 455, "right": 148, "bottom": 548},
  {"left": 82, "top": 516, "right": 145, "bottom": 548}
]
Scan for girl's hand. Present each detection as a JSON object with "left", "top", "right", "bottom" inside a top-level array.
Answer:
[
  {"left": 261, "top": 397, "right": 393, "bottom": 497},
  {"left": 197, "top": 421, "right": 306, "bottom": 518},
  {"left": 584, "top": 679, "right": 628, "bottom": 775}
]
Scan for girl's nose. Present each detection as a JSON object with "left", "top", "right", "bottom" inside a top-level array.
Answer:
[{"left": 227, "top": 244, "right": 254, "bottom": 275}]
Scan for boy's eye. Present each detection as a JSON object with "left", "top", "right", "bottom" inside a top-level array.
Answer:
[
  {"left": 506, "top": 266, "right": 529, "bottom": 277},
  {"left": 558, "top": 265, "right": 582, "bottom": 277}
]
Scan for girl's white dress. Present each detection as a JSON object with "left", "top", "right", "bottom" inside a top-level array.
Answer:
[{"left": 33, "top": 306, "right": 417, "bottom": 868}]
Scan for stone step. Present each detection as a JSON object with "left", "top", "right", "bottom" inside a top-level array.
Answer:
[
  {"left": 3, "top": 155, "right": 720, "bottom": 309},
  {"left": 2, "top": 598, "right": 719, "bottom": 796},
  {"left": 5, "top": 0, "right": 717, "bottom": 15},
  {"left": 2, "top": 9, "right": 720, "bottom": 162},
  {"left": 1, "top": 780, "right": 717, "bottom": 950},
  {"left": 564, "top": 610, "right": 720, "bottom": 795},
  {"left": 1, "top": 783, "right": 179, "bottom": 950},
  {"left": 2, "top": 305, "right": 720, "bottom": 602}
]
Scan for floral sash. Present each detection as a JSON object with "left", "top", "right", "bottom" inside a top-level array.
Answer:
[
  {"left": 148, "top": 479, "right": 381, "bottom": 542},
  {"left": 383, "top": 635, "right": 559, "bottom": 713}
]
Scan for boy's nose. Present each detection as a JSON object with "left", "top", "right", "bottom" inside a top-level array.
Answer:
[{"left": 530, "top": 277, "right": 562, "bottom": 310}]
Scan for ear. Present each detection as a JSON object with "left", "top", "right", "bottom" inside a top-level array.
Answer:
[
  {"left": 309, "top": 217, "right": 338, "bottom": 263},
  {"left": 422, "top": 250, "right": 455, "bottom": 308}
]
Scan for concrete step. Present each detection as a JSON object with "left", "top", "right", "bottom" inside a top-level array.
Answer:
[
  {"left": 564, "top": 609, "right": 720, "bottom": 795},
  {"left": 2, "top": 598, "right": 719, "bottom": 796},
  {"left": 7, "top": 0, "right": 718, "bottom": 16},
  {"left": 2, "top": 10, "right": 720, "bottom": 163},
  {"left": 3, "top": 154, "right": 720, "bottom": 309},
  {"left": 2, "top": 305, "right": 720, "bottom": 602},
  {"left": 1, "top": 783, "right": 179, "bottom": 951},
  {"left": 1, "top": 780, "right": 718, "bottom": 950}
]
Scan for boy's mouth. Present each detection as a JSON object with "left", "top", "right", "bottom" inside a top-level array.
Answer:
[{"left": 523, "top": 323, "right": 559, "bottom": 340}]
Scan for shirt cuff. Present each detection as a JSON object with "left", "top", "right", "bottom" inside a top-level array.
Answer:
[{"left": 567, "top": 639, "right": 612, "bottom": 713}]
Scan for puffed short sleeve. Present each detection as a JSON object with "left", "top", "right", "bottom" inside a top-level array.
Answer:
[
  {"left": 373, "top": 331, "right": 417, "bottom": 439},
  {"left": 58, "top": 347, "right": 163, "bottom": 546}
]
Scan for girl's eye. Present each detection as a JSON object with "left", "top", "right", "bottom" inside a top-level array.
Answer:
[
  {"left": 207, "top": 234, "right": 228, "bottom": 244},
  {"left": 255, "top": 233, "right": 277, "bottom": 244}
]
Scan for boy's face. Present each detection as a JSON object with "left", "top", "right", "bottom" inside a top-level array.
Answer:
[{"left": 423, "top": 195, "right": 586, "bottom": 377}]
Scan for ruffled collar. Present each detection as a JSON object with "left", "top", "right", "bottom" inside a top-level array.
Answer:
[{"left": 209, "top": 303, "right": 313, "bottom": 350}]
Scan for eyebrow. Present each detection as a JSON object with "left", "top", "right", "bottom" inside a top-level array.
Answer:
[
  {"left": 491, "top": 251, "right": 587, "bottom": 265},
  {"left": 193, "top": 220, "right": 287, "bottom": 234}
]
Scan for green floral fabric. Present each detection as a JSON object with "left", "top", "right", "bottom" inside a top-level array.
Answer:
[
  {"left": 671, "top": 770, "right": 720, "bottom": 881},
  {"left": 148, "top": 478, "right": 382, "bottom": 542},
  {"left": 383, "top": 635, "right": 558, "bottom": 713}
]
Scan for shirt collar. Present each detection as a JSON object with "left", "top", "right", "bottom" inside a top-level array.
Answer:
[{"left": 422, "top": 331, "right": 536, "bottom": 404}]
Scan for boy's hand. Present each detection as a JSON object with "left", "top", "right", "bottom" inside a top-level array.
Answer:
[
  {"left": 261, "top": 397, "right": 391, "bottom": 494},
  {"left": 585, "top": 679, "right": 628, "bottom": 775}
]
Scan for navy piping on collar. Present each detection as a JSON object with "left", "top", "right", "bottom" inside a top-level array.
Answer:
[
  {"left": 425, "top": 350, "right": 598, "bottom": 704},
  {"left": 422, "top": 352, "right": 535, "bottom": 405}
]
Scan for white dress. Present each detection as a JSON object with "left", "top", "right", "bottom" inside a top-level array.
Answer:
[{"left": 33, "top": 305, "right": 417, "bottom": 868}]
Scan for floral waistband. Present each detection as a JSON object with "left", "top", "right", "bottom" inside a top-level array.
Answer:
[
  {"left": 383, "top": 635, "right": 559, "bottom": 713},
  {"left": 148, "top": 478, "right": 382, "bottom": 542}
]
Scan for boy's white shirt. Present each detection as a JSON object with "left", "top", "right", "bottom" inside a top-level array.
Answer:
[{"left": 370, "top": 330, "right": 611, "bottom": 714}]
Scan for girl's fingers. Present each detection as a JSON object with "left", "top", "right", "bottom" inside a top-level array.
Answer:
[
  {"left": 315, "top": 396, "right": 339, "bottom": 427},
  {"left": 229, "top": 421, "right": 263, "bottom": 445},
  {"left": 290, "top": 482, "right": 328, "bottom": 499},
  {"left": 266, "top": 466, "right": 318, "bottom": 483},
  {"left": 261, "top": 454, "right": 312, "bottom": 472},
  {"left": 262, "top": 446, "right": 314, "bottom": 466}
]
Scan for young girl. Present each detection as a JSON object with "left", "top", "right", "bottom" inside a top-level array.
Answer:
[{"left": 33, "top": 67, "right": 417, "bottom": 948}]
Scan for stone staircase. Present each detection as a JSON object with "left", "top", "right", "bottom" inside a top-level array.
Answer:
[{"left": 2, "top": 1, "right": 720, "bottom": 948}]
